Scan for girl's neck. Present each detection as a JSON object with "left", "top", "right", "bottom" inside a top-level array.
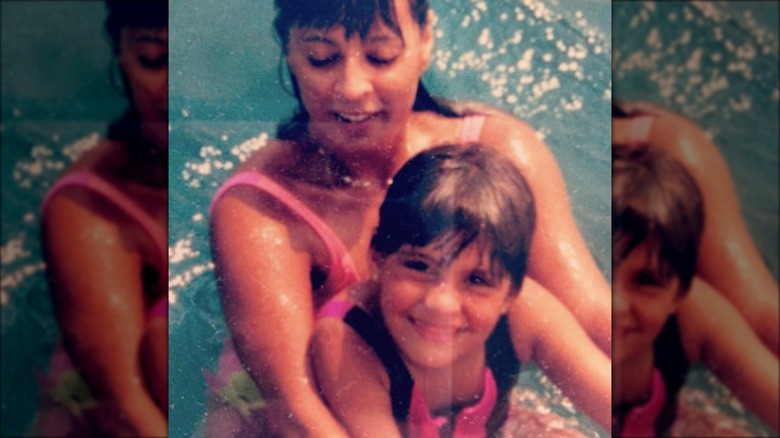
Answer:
[
  {"left": 614, "top": 349, "right": 655, "bottom": 407},
  {"left": 406, "top": 349, "right": 487, "bottom": 414}
]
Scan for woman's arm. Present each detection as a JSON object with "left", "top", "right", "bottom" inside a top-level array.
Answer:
[
  {"left": 483, "top": 114, "right": 611, "bottom": 354},
  {"left": 210, "top": 187, "right": 348, "bottom": 438},
  {"left": 310, "top": 317, "right": 403, "bottom": 438},
  {"left": 678, "top": 280, "right": 779, "bottom": 431},
  {"left": 619, "top": 101, "right": 778, "bottom": 355},
  {"left": 509, "top": 278, "right": 612, "bottom": 432},
  {"left": 42, "top": 193, "right": 167, "bottom": 437}
]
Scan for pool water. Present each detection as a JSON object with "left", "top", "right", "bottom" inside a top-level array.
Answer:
[{"left": 168, "top": 0, "right": 611, "bottom": 436}]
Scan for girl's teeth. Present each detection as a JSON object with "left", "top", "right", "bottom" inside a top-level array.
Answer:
[{"left": 338, "top": 113, "right": 370, "bottom": 123}]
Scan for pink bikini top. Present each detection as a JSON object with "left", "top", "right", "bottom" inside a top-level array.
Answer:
[
  {"left": 209, "top": 114, "right": 487, "bottom": 294},
  {"left": 461, "top": 114, "right": 486, "bottom": 144},
  {"left": 625, "top": 115, "right": 654, "bottom": 146},
  {"left": 210, "top": 172, "right": 361, "bottom": 294},
  {"left": 42, "top": 171, "right": 168, "bottom": 312},
  {"left": 318, "top": 299, "right": 497, "bottom": 438},
  {"left": 620, "top": 368, "right": 667, "bottom": 437}
]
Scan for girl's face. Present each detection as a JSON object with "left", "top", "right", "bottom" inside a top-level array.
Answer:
[
  {"left": 613, "top": 242, "right": 682, "bottom": 366},
  {"left": 117, "top": 26, "right": 168, "bottom": 150},
  {"left": 285, "top": 0, "right": 433, "bottom": 153},
  {"left": 378, "top": 240, "right": 512, "bottom": 372}
]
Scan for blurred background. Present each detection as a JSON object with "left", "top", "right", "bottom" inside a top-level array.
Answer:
[
  {"left": 1, "top": 2, "right": 125, "bottom": 435},
  {"left": 613, "top": 2, "right": 778, "bottom": 435}
]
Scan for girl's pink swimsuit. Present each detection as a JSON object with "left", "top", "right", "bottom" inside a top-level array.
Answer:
[{"left": 318, "top": 299, "right": 498, "bottom": 438}]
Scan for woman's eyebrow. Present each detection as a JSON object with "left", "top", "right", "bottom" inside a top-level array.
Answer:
[
  {"left": 133, "top": 34, "right": 167, "bottom": 45},
  {"left": 300, "top": 34, "right": 337, "bottom": 46},
  {"left": 365, "top": 33, "right": 405, "bottom": 47}
]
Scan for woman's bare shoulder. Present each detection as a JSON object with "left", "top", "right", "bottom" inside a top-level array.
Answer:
[
  {"left": 235, "top": 137, "right": 297, "bottom": 174},
  {"left": 65, "top": 138, "right": 124, "bottom": 174}
]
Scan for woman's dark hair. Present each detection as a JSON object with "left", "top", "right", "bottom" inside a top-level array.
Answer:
[
  {"left": 371, "top": 144, "right": 536, "bottom": 292},
  {"left": 273, "top": 0, "right": 459, "bottom": 140},
  {"left": 104, "top": 0, "right": 168, "bottom": 54},
  {"left": 612, "top": 145, "right": 704, "bottom": 293},
  {"left": 103, "top": 0, "right": 167, "bottom": 143}
]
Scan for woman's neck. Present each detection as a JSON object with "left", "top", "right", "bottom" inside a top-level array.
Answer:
[
  {"left": 296, "top": 135, "right": 405, "bottom": 191},
  {"left": 614, "top": 349, "right": 655, "bottom": 407},
  {"left": 121, "top": 141, "right": 168, "bottom": 189}
]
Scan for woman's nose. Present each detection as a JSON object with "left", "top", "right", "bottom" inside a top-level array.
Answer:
[{"left": 335, "top": 54, "right": 372, "bottom": 101}]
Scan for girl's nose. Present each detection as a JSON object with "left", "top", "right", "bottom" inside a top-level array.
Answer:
[
  {"left": 613, "top": 284, "right": 629, "bottom": 315},
  {"left": 335, "top": 54, "right": 372, "bottom": 101},
  {"left": 423, "top": 280, "right": 461, "bottom": 315}
]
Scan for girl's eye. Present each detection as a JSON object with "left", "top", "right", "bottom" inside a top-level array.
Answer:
[
  {"left": 634, "top": 270, "right": 664, "bottom": 287},
  {"left": 308, "top": 55, "right": 339, "bottom": 68},
  {"left": 403, "top": 260, "right": 429, "bottom": 272},
  {"left": 467, "top": 272, "right": 494, "bottom": 287}
]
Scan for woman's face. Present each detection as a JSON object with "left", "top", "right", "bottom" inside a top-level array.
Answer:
[
  {"left": 285, "top": 0, "right": 433, "bottom": 153},
  {"left": 117, "top": 26, "right": 168, "bottom": 150},
  {"left": 613, "top": 242, "right": 682, "bottom": 367},
  {"left": 378, "top": 240, "right": 512, "bottom": 372}
]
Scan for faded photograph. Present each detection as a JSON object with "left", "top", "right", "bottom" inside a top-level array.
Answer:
[{"left": 169, "top": 0, "right": 611, "bottom": 437}]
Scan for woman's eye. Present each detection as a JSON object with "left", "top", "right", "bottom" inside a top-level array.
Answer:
[
  {"left": 403, "top": 260, "right": 429, "bottom": 272},
  {"left": 308, "top": 55, "right": 339, "bottom": 68},
  {"left": 367, "top": 55, "right": 396, "bottom": 66},
  {"left": 139, "top": 56, "right": 167, "bottom": 69}
]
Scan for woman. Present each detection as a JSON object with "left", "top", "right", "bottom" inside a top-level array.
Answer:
[
  {"left": 209, "top": 0, "right": 610, "bottom": 435},
  {"left": 38, "top": 1, "right": 168, "bottom": 436},
  {"left": 613, "top": 101, "right": 779, "bottom": 357}
]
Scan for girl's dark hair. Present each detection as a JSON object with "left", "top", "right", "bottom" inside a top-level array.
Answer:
[
  {"left": 273, "top": 0, "right": 459, "bottom": 140},
  {"left": 371, "top": 144, "right": 536, "bottom": 291},
  {"left": 612, "top": 146, "right": 704, "bottom": 293}
]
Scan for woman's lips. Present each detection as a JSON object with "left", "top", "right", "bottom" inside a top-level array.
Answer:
[{"left": 334, "top": 111, "right": 379, "bottom": 123}]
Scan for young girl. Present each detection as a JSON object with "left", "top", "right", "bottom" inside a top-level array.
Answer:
[
  {"left": 613, "top": 101, "right": 778, "bottom": 357},
  {"left": 311, "top": 144, "right": 607, "bottom": 437},
  {"left": 612, "top": 146, "right": 778, "bottom": 436}
]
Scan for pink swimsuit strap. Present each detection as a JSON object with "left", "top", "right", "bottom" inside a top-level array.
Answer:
[
  {"left": 408, "top": 368, "right": 497, "bottom": 438},
  {"left": 42, "top": 171, "right": 167, "bottom": 293},
  {"left": 460, "top": 114, "right": 487, "bottom": 144},
  {"left": 621, "top": 368, "right": 667, "bottom": 437},
  {"left": 626, "top": 115, "right": 655, "bottom": 146},
  {"left": 210, "top": 171, "right": 360, "bottom": 293},
  {"left": 316, "top": 298, "right": 354, "bottom": 320}
]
